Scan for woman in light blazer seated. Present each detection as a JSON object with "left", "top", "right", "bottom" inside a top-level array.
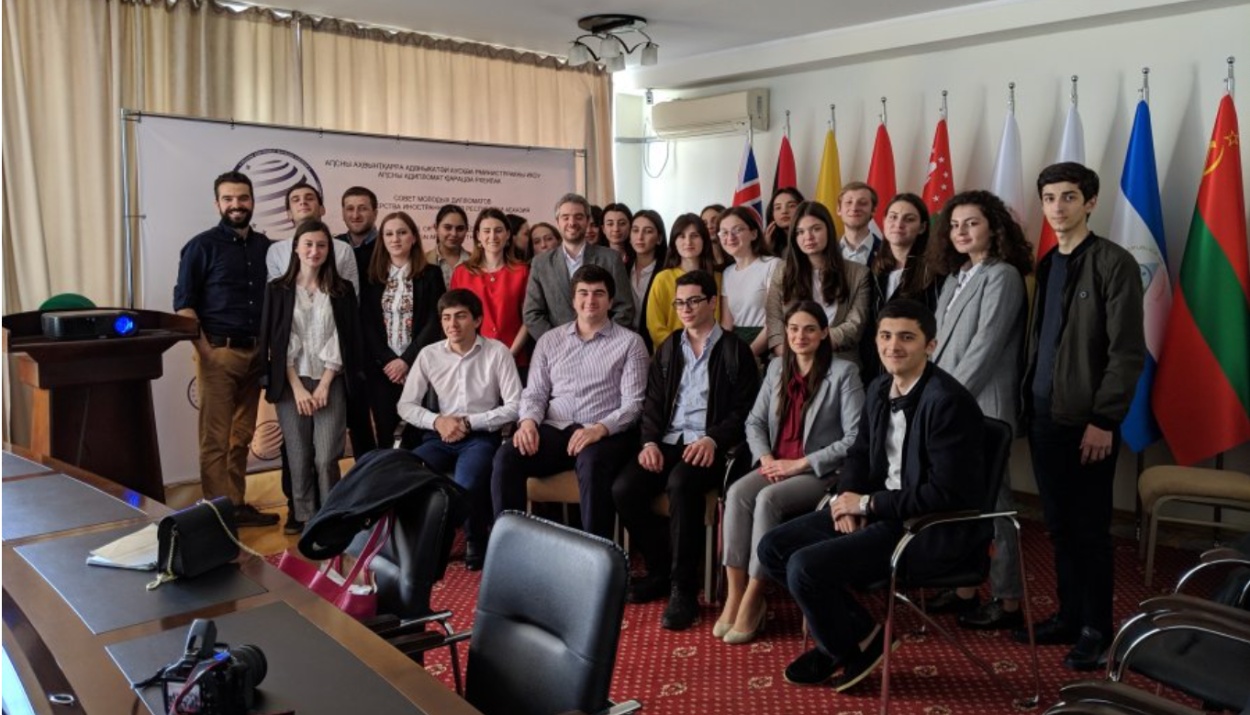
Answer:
[
  {"left": 924, "top": 189, "right": 1034, "bottom": 629},
  {"left": 715, "top": 300, "right": 864, "bottom": 645}
]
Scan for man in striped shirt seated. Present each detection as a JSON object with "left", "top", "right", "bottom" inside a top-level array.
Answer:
[{"left": 491, "top": 264, "right": 649, "bottom": 539}]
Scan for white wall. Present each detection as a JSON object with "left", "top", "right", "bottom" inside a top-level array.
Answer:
[{"left": 619, "top": 1, "right": 1250, "bottom": 514}]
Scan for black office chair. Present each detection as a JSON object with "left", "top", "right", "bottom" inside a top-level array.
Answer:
[
  {"left": 873, "top": 416, "right": 1039, "bottom": 714},
  {"left": 1102, "top": 542, "right": 1250, "bottom": 713},
  {"left": 452, "top": 512, "right": 641, "bottom": 715}
]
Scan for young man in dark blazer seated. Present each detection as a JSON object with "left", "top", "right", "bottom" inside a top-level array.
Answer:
[
  {"left": 612, "top": 270, "right": 760, "bottom": 631},
  {"left": 758, "top": 299, "right": 987, "bottom": 692}
]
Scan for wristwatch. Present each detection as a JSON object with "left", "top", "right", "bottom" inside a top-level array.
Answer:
[{"left": 858, "top": 494, "right": 871, "bottom": 516}]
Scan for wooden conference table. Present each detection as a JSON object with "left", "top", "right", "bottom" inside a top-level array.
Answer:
[{"left": 1, "top": 446, "right": 482, "bottom": 715}]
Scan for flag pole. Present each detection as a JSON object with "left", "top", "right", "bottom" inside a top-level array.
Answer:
[
  {"left": 829, "top": 104, "right": 836, "bottom": 133},
  {"left": 940, "top": 89, "right": 948, "bottom": 120},
  {"left": 1141, "top": 67, "right": 1150, "bottom": 105},
  {"left": 1132, "top": 68, "right": 1150, "bottom": 542},
  {"left": 785, "top": 109, "right": 791, "bottom": 138},
  {"left": 1070, "top": 74, "right": 1079, "bottom": 108},
  {"left": 1008, "top": 81, "right": 1016, "bottom": 114},
  {"left": 1227, "top": 56, "right": 1235, "bottom": 98},
  {"left": 880, "top": 96, "right": 888, "bottom": 126}
]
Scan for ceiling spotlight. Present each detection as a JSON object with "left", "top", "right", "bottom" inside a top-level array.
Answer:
[
  {"left": 639, "top": 42, "right": 659, "bottom": 67},
  {"left": 567, "top": 14, "right": 658, "bottom": 71},
  {"left": 567, "top": 40, "right": 593, "bottom": 66}
]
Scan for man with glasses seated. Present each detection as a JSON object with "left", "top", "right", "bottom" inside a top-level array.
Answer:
[
  {"left": 758, "top": 299, "right": 986, "bottom": 692},
  {"left": 613, "top": 270, "right": 759, "bottom": 630}
]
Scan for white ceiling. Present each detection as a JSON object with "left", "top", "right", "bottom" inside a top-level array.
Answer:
[{"left": 276, "top": 0, "right": 991, "bottom": 61}]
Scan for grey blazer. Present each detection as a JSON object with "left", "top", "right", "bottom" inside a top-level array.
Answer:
[
  {"left": 745, "top": 357, "right": 865, "bottom": 478},
  {"left": 522, "top": 242, "right": 635, "bottom": 339},
  {"left": 932, "top": 260, "right": 1027, "bottom": 433},
  {"left": 764, "top": 259, "right": 871, "bottom": 367}
]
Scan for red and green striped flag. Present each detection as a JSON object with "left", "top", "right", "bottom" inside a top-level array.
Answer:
[{"left": 1152, "top": 94, "right": 1250, "bottom": 465}]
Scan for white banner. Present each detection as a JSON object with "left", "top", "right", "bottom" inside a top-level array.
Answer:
[{"left": 135, "top": 113, "right": 579, "bottom": 484}]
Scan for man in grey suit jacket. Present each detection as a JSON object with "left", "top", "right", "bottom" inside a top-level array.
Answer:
[{"left": 523, "top": 193, "right": 634, "bottom": 339}]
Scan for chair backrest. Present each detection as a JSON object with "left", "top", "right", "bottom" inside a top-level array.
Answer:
[
  {"left": 362, "top": 485, "right": 460, "bottom": 619},
  {"left": 980, "top": 417, "right": 1014, "bottom": 513},
  {"left": 465, "top": 512, "right": 629, "bottom": 715}
]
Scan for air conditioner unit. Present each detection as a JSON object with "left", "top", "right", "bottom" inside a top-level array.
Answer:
[{"left": 650, "top": 89, "right": 769, "bottom": 139}]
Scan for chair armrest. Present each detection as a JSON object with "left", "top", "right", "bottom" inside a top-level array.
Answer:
[
  {"left": 1139, "top": 594, "right": 1250, "bottom": 626},
  {"left": 1052, "top": 680, "right": 1203, "bottom": 715},
  {"left": 369, "top": 609, "right": 455, "bottom": 638},
  {"left": 1174, "top": 554, "right": 1250, "bottom": 595},
  {"left": 902, "top": 509, "right": 989, "bottom": 533},
  {"left": 721, "top": 443, "right": 753, "bottom": 492}
]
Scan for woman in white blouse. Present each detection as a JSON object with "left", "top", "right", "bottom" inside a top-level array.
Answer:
[
  {"left": 359, "top": 212, "right": 445, "bottom": 449},
  {"left": 259, "top": 220, "right": 363, "bottom": 530},
  {"left": 718, "top": 205, "right": 779, "bottom": 359}
]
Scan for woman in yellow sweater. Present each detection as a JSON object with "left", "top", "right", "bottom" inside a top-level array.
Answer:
[{"left": 645, "top": 212, "right": 722, "bottom": 350}]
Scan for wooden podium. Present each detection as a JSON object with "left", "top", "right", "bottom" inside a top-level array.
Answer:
[{"left": 2, "top": 310, "right": 198, "bottom": 501}]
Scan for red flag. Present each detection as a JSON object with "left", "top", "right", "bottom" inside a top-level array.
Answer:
[
  {"left": 1152, "top": 94, "right": 1250, "bottom": 464},
  {"left": 867, "top": 122, "right": 896, "bottom": 228},
  {"left": 922, "top": 118, "right": 954, "bottom": 215},
  {"left": 772, "top": 135, "right": 797, "bottom": 194}
]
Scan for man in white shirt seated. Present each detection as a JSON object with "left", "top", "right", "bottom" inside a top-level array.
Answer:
[
  {"left": 493, "top": 264, "right": 649, "bottom": 539},
  {"left": 397, "top": 289, "right": 523, "bottom": 570}
]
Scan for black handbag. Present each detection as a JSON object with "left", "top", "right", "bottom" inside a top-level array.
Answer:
[{"left": 147, "top": 497, "right": 241, "bottom": 589}]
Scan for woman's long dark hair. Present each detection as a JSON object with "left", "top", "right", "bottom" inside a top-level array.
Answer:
[
  {"left": 663, "top": 213, "right": 719, "bottom": 273},
  {"left": 776, "top": 300, "right": 834, "bottom": 423},
  {"left": 781, "top": 201, "right": 850, "bottom": 306},
  {"left": 631, "top": 209, "right": 668, "bottom": 268},
  {"left": 280, "top": 220, "right": 349, "bottom": 297},
  {"left": 873, "top": 192, "right": 939, "bottom": 299},
  {"left": 928, "top": 190, "right": 1034, "bottom": 278}
]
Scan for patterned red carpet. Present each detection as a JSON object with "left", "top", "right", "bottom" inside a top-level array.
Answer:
[{"left": 408, "top": 519, "right": 1204, "bottom": 714}]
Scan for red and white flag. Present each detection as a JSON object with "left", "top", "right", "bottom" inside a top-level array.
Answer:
[
  {"left": 1035, "top": 103, "right": 1085, "bottom": 257},
  {"left": 772, "top": 134, "right": 797, "bottom": 194},
  {"left": 922, "top": 117, "right": 954, "bottom": 215}
]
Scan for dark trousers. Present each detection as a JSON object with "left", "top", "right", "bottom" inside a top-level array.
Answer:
[
  {"left": 612, "top": 442, "right": 722, "bottom": 589},
  {"left": 344, "top": 381, "right": 378, "bottom": 458},
  {"left": 491, "top": 423, "right": 635, "bottom": 539},
  {"left": 758, "top": 508, "right": 902, "bottom": 659},
  {"left": 413, "top": 430, "right": 500, "bottom": 548},
  {"left": 1028, "top": 408, "right": 1117, "bottom": 636},
  {"left": 365, "top": 369, "right": 407, "bottom": 448}
]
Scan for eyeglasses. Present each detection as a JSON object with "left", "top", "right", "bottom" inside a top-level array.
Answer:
[
  {"left": 671, "top": 296, "right": 710, "bottom": 310},
  {"left": 717, "top": 226, "right": 749, "bottom": 239}
]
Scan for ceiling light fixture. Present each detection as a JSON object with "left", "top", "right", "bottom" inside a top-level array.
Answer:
[{"left": 565, "top": 14, "right": 659, "bottom": 71}]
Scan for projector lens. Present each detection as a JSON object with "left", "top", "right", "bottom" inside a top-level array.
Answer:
[{"left": 113, "top": 314, "right": 137, "bottom": 336}]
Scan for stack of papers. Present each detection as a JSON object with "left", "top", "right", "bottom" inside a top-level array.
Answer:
[{"left": 86, "top": 524, "right": 159, "bottom": 571}]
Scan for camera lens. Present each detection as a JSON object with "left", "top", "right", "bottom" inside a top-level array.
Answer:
[{"left": 229, "top": 644, "right": 267, "bottom": 686}]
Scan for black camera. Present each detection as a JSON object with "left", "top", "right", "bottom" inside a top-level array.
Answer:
[{"left": 134, "top": 619, "right": 267, "bottom": 715}]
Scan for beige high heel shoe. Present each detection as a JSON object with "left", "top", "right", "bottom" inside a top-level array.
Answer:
[
  {"left": 712, "top": 620, "right": 733, "bottom": 638},
  {"left": 723, "top": 605, "right": 767, "bottom": 645}
]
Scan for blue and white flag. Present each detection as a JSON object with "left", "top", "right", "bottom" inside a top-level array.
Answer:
[{"left": 1109, "top": 99, "right": 1170, "bottom": 452}]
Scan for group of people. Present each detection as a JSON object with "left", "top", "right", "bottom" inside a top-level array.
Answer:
[{"left": 174, "top": 159, "right": 1144, "bottom": 692}]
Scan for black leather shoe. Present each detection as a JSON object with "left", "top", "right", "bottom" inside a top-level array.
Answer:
[
  {"left": 464, "top": 542, "right": 486, "bottom": 572},
  {"left": 1063, "top": 627, "right": 1110, "bottom": 671},
  {"left": 282, "top": 513, "right": 304, "bottom": 535},
  {"left": 783, "top": 648, "right": 840, "bottom": 686},
  {"left": 830, "top": 628, "right": 900, "bottom": 693},
  {"left": 660, "top": 587, "right": 698, "bottom": 631},
  {"left": 236, "top": 504, "right": 280, "bottom": 527},
  {"left": 959, "top": 599, "right": 1024, "bottom": 630},
  {"left": 627, "top": 573, "right": 670, "bottom": 604},
  {"left": 926, "top": 589, "right": 981, "bottom": 615},
  {"left": 1014, "top": 614, "right": 1081, "bottom": 645}
]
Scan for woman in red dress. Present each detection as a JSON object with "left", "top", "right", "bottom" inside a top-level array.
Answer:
[{"left": 449, "top": 207, "right": 531, "bottom": 374}]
